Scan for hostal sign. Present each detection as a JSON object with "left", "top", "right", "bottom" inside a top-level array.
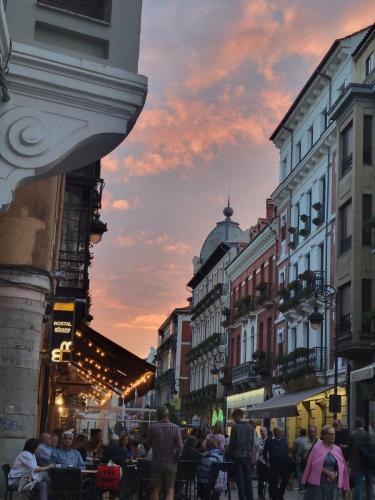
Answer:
[{"left": 51, "top": 301, "right": 75, "bottom": 362}]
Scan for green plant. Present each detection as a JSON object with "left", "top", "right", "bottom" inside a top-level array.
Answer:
[{"left": 312, "top": 217, "right": 322, "bottom": 226}]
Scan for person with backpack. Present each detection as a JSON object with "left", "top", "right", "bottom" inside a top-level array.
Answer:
[
  {"left": 196, "top": 437, "right": 224, "bottom": 499},
  {"left": 348, "top": 417, "right": 374, "bottom": 500}
]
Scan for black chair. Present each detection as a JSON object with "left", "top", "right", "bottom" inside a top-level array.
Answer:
[
  {"left": 120, "top": 463, "right": 138, "bottom": 499},
  {"left": 209, "top": 461, "right": 234, "bottom": 500},
  {"left": 49, "top": 467, "right": 93, "bottom": 499},
  {"left": 136, "top": 460, "right": 152, "bottom": 499},
  {"left": 176, "top": 460, "right": 197, "bottom": 499},
  {"left": 2, "top": 464, "right": 17, "bottom": 500}
]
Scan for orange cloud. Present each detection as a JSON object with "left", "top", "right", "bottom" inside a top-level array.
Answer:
[
  {"left": 114, "top": 235, "right": 136, "bottom": 247},
  {"left": 164, "top": 242, "right": 191, "bottom": 254},
  {"left": 114, "top": 313, "right": 167, "bottom": 331},
  {"left": 102, "top": 155, "right": 119, "bottom": 172},
  {"left": 111, "top": 199, "right": 130, "bottom": 210}
]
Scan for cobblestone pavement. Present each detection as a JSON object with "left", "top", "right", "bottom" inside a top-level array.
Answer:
[{"left": 227, "top": 482, "right": 303, "bottom": 500}]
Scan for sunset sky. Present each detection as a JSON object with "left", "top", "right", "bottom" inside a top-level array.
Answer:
[{"left": 90, "top": 0, "right": 375, "bottom": 358}]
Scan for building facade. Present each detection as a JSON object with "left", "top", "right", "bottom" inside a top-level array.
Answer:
[
  {"left": 183, "top": 204, "right": 248, "bottom": 428},
  {"left": 225, "top": 200, "right": 278, "bottom": 424},
  {"left": 155, "top": 306, "right": 191, "bottom": 411}
]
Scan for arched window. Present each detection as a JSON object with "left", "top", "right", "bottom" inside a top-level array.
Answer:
[{"left": 250, "top": 326, "right": 255, "bottom": 357}]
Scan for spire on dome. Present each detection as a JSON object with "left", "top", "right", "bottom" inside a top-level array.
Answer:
[{"left": 223, "top": 197, "right": 233, "bottom": 219}]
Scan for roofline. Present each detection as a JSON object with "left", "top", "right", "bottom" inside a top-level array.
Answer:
[
  {"left": 352, "top": 23, "right": 375, "bottom": 60},
  {"left": 158, "top": 306, "right": 191, "bottom": 332},
  {"left": 187, "top": 242, "right": 231, "bottom": 289},
  {"left": 270, "top": 25, "right": 371, "bottom": 142}
]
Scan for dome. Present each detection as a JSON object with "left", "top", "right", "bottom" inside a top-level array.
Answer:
[{"left": 199, "top": 204, "right": 245, "bottom": 264}]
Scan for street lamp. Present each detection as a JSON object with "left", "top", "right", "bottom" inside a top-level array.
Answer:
[
  {"left": 90, "top": 213, "right": 107, "bottom": 244},
  {"left": 307, "top": 282, "right": 340, "bottom": 419}
]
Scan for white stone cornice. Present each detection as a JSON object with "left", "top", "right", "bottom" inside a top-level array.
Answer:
[
  {"left": 226, "top": 222, "right": 278, "bottom": 280},
  {"left": 0, "top": 42, "right": 148, "bottom": 211}
]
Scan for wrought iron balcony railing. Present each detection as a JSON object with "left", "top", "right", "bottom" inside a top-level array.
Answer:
[
  {"left": 232, "top": 361, "right": 257, "bottom": 384},
  {"left": 187, "top": 332, "right": 225, "bottom": 363},
  {"left": 274, "top": 347, "right": 326, "bottom": 384},
  {"left": 278, "top": 270, "right": 324, "bottom": 314}
]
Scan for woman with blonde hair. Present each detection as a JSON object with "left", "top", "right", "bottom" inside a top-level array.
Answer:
[
  {"left": 302, "top": 425, "right": 349, "bottom": 500},
  {"left": 203, "top": 422, "right": 226, "bottom": 451}
]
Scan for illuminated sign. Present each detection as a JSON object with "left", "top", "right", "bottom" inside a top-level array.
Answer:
[{"left": 51, "top": 301, "right": 75, "bottom": 362}]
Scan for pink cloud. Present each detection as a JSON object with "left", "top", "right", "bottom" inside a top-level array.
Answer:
[
  {"left": 102, "top": 155, "right": 119, "bottom": 172},
  {"left": 111, "top": 199, "right": 130, "bottom": 210},
  {"left": 114, "top": 235, "right": 136, "bottom": 247},
  {"left": 164, "top": 242, "right": 191, "bottom": 254}
]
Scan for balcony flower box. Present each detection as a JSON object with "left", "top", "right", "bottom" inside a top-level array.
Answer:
[
  {"left": 312, "top": 202, "right": 322, "bottom": 211},
  {"left": 288, "top": 226, "right": 297, "bottom": 234},
  {"left": 300, "top": 214, "right": 309, "bottom": 223},
  {"left": 312, "top": 217, "right": 322, "bottom": 226}
]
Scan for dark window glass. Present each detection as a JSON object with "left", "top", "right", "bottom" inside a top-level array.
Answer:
[
  {"left": 362, "top": 279, "right": 372, "bottom": 332},
  {"left": 340, "top": 200, "right": 352, "bottom": 254},
  {"left": 306, "top": 190, "right": 312, "bottom": 234},
  {"left": 296, "top": 141, "right": 301, "bottom": 163},
  {"left": 366, "top": 53, "right": 374, "bottom": 77},
  {"left": 362, "top": 194, "right": 373, "bottom": 246},
  {"left": 339, "top": 283, "right": 351, "bottom": 336},
  {"left": 341, "top": 122, "right": 353, "bottom": 175},
  {"left": 236, "top": 335, "right": 241, "bottom": 365},
  {"left": 363, "top": 115, "right": 373, "bottom": 164},
  {"left": 259, "top": 322, "right": 264, "bottom": 351}
]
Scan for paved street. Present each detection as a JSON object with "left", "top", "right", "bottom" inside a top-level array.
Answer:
[{"left": 229, "top": 485, "right": 302, "bottom": 500}]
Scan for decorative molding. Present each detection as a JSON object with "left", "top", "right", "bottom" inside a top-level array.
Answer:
[{"left": 0, "top": 42, "right": 148, "bottom": 211}]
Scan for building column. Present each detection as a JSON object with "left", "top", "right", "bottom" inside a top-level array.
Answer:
[{"left": 0, "top": 265, "right": 50, "bottom": 463}]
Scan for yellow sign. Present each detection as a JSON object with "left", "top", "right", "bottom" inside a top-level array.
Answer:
[{"left": 51, "top": 301, "right": 75, "bottom": 362}]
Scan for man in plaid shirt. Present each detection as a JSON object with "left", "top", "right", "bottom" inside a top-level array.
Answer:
[{"left": 148, "top": 405, "right": 183, "bottom": 500}]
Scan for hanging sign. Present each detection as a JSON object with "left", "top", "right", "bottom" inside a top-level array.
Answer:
[
  {"left": 51, "top": 301, "right": 75, "bottom": 362},
  {"left": 211, "top": 408, "right": 218, "bottom": 426}
]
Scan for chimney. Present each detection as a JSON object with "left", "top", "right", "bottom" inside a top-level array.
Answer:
[{"left": 266, "top": 198, "right": 275, "bottom": 222}]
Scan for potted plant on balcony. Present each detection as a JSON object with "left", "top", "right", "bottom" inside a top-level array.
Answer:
[
  {"left": 288, "top": 240, "right": 296, "bottom": 249},
  {"left": 288, "top": 226, "right": 297, "bottom": 234},
  {"left": 299, "top": 227, "right": 308, "bottom": 237},
  {"left": 312, "top": 216, "right": 322, "bottom": 226},
  {"left": 312, "top": 201, "right": 322, "bottom": 211},
  {"left": 300, "top": 214, "right": 309, "bottom": 223}
]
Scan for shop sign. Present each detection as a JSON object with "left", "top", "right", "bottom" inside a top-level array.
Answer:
[
  {"left": 51, "top": 301, "right": 75, "bottom": 362},
  {"left": 192, "top": 416, "right": 201, "bottom": 428},
  {"left": 350, "top": 364, "right": 375, "bottom": 382}
]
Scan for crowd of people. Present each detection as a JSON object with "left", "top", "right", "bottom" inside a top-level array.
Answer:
[{"left": 6, "top": 408, "right": 375, "bottom": 500}]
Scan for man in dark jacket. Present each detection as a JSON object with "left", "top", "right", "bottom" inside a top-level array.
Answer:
[
  {"left": 263, "top": 427, "right": 290, "bottom": 500},
  {"left": 228, "top": 408, "right": 254, "bottom": 500},
  {"left": 348, "top": 417, "right": 374, "bottom": 500}
]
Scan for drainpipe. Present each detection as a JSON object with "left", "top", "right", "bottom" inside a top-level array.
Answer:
[{"left": 318, "top": 72, "right": 332, "bottom": 110}]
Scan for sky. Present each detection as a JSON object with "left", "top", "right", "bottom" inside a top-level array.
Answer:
[{"left": 90, "top": 0, "right": 375, "bottom": 359}]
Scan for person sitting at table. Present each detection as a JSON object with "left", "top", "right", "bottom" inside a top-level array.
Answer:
[
  {"left": 74, "top": 433, "right": 88, "bottom": 460},
  {"left": 196, "top": 438, "right": 224, "bottom": 500},
  {"left": 36, "top": 432, "right": 53, "bottom": 466},
  {"left": 85, "top": 428, "right": 105, "bottom": 461},
  {"left": 50, "top": 431, "right": 85, "bottom": 469},
  {"left": 102, "top": 434, "right": 128, "bottom": 463},
  {"left": 9, "top": 438, "right": 54, "bottom": 500},
  {"left": 181, "top": 436, "right": 201, "bottom": 462},
  {"left": 50, "top": 433, "right": 60, "bottom": 450},
  {"left": 119, "top": 433, "right": 134, "bottom": 460}
]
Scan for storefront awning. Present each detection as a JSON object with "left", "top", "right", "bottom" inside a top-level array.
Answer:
[
  {"left": 72, "top": 324, "right": 155, "bottom": 401},
  {"left": 350, "top": 363, "right": 375, "bottom": 383},
  {"left": 246, "top": 386, "right": 333, "bottom": 418}
]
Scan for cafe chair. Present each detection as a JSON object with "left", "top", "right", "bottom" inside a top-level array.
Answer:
[
  {"left": 120, "top": 462, "right": 137, "bottom": 498},
  {"left": 176, "top": 460, "right": 197, "bottom": 500},
  {"left": 49, "top": 467, "right": 92, "bottom": 499},
  {"left": 2, "top": 464, "right": 18, "bottom": 500}
]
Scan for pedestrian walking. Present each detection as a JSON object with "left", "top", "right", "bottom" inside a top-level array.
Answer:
[
  {"left": 302, "top": 425, "right": 349, "bottom": 500},
  {"left": 333, "top": 420, "right": 349, "bottom": 460},
  {"left": 293, "top": 428, "right": 308, "bottom": 492},
  {"left": 147, "top": 405, "right": 183, "bottom": 500},
  {"left": 348, "top": 417, "right": 374, "bottom": 500},
  {"left": 228, "top": 408, "right": 254, "bottom": 500},
  {"left": 263, "top": 427, "right": 290, "bottom": 500},
  {"left": 255, "top": 427, "right": 268, "bottom": 500}
]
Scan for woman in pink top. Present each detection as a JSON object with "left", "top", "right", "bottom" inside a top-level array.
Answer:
[
  {"left": 203, "top": 423, "right": 226, "bottom": 452},
  {"left": 302, "top": 425, "right": 349, "bottom": 500}
]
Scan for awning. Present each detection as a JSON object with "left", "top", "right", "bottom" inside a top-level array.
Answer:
[
  {"left": 72, "top": 324, "right": 155, "bottom": 401},
  {"left": 350, "top": 363, "right": 375, "bottom": 383},
  {"left": 246, "top": 386, "right": 333, "bottom": 418}
]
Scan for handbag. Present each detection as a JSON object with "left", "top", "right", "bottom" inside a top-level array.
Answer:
[{"left": 95, "top": 465, "right": 122, "bottom": 491}]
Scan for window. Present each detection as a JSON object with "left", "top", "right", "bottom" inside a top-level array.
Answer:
[
  {"left": 366, "top": 52, "right": 374, "bottom": 77},
  {"left": 339, "top": 283, "right": 351, "bottom": 336},
  {"left": 242, "top": 330, "right": 248, "bottom": 363},
  {"left": 304, "top": 253, "right": 310, "bottom": 271},
  {"left": 362, "top": 279, "right": 372, "bottom": 332},
  {"left": 259, "top": 322, "right": 264, "bottom": 351},
  {"left": 363, "top": 194, "right": 373, "bottom": 246},
  {"left": 289, "top": 327, "right": 297, "bottom": 352},
  {"left": 321, "top": 107, "right": 328, "bottom": 133},
  {"left": 340, "top": 200, "right": 352, "bottom": 254},
  {"left": 296, "top": 141, "right": 302, "bottom": 164},
  {"left": 306, "top": 190, "right": 312, "bottom": 234},
  {"left": 341, "top": 122, "right": 353, "bottom": 175},
  {"left": 308, "top": 125, "right": 314, "bottom": 149},
  {"left": 363, "top": 115, "right": 373, "bottom": 164},
  {"left": 250, "top": 326, "right": 255, "bottom": 356},
  {"left": 302, "top": 322, "right": 310, "bottom": 348},
  {"left": 281, "top": 214, "right": 287, "bottom": 241},
  {"left": 318, "top": 242, "right": 324, "bottom": 273},
  {"left": 236, "top": 335, "right": 241, "bottom": 366},
  {"left": 318, "top": 176, "right": 326, "bottom": 223},
  {"left": 39, "top": 0, "right": 111, "bottom": 21}
]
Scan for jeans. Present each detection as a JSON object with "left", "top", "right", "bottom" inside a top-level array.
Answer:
[
  {"left": 234, "top": 457, "right": 253, "bottom": 500},
  {"left": 295, "top": 462, "right": 304, "bottom": 490},
  {"left": 353, "top": 470, "right": 373, "bottom": 500},
  {"left": 10, "top": 475, "right": 49, "bottom": 500},
  {"left": 256, "top": 461, "right": 268, "bottom": 498},
  {"left": 268, "top": 461, "right": 289, "bottom": 500}
]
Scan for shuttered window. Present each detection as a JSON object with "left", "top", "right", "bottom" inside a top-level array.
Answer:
[{"left": 39, "top": 0, "right": 110, "bottom": 21}]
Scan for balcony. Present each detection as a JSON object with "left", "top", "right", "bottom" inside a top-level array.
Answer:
[
  {"left": 232, "top": 361, "right": 257, "bottom": 384},
  {"left": 274, "top": 347, "right": 326, "bottom": 385},
  {"left": 182, "top": 384, "right": 217, "bottom": 409},
  {"left": 155, "top": 368, "right": 175, "bottom": 388},
  {"left": 191, "top": 284, "right": 223, "bottom": 321},
  {"left": 229, "top": 295, "right": 256, "bottom": 324},
  {"left": 254, "top": 351, "right": 273, "bottom": 375},
  {"left": 278, "top": 271, "right": 324, "bottom": 318},
  {"left": 255, "top": 283, "right": 274, "bottom": 309},
  {"left": 187, "top": 332, "right": 225, "bottom": 363},
  {"left": 157, "top": 332, "right": 177, "bottom": 354}
]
